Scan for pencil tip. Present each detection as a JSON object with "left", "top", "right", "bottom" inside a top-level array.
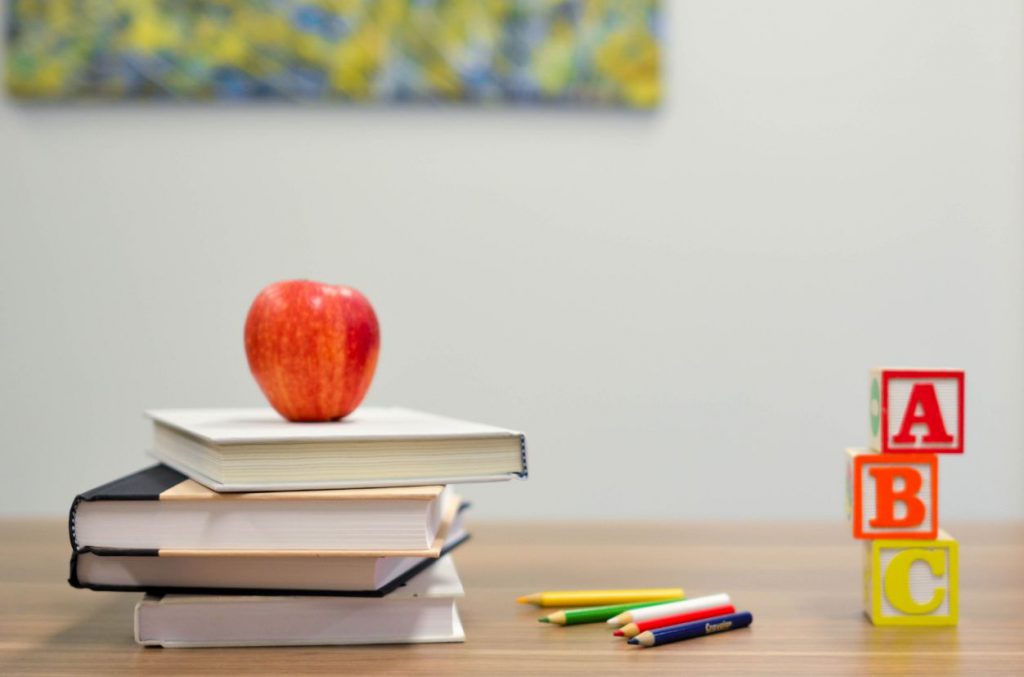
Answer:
[
  {"left": 627, "top": 638, "right": 639, "bottom": 645},
  {"left": 613, "top": 630, "right": 623, "bottom": 637},
  {"left": 516, "top": 596, "right": 528, "bottom": 604},
  {"left": 606, "top": 617, "right": 620, "bottom": 626},
  {"left": 538, "top": 617, "right": 549, "bottom": 623}
]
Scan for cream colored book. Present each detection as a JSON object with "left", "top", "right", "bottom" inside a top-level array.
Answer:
[{"left": 146, "top": 406, "right": 528, "bottom": 492}]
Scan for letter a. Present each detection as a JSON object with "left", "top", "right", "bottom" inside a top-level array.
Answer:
[{"left": 892, "top": 384, "right": 953, "bottom": 445}]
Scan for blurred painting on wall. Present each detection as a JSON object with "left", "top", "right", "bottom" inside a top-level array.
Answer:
[{"left": 6, "top": 0, "right": 661, "bottom": 108}]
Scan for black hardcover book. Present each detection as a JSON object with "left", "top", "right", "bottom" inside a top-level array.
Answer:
[
  {"left": 69, "top": 465, "right": 461, "bottom": 554},
  {"left": 69, "top": 531, "right": 470, "bottom": 598}
]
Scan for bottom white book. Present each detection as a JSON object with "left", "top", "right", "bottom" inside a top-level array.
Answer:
[{"left": 135, "top": 555, "right": 465, "bottom": 648}]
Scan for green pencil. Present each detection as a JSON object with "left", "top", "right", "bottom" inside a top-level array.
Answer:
[{"left": 538, "top": 598, "right": 684, "bottom": 626}]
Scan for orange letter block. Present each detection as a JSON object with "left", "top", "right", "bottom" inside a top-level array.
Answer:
[{"left": 846, "top": 449, "right": 937, "bottom": 540}]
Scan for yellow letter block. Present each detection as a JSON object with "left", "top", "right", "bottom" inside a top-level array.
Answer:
[{"left": 864, "top": 530, "right": 958, "bottom": 626}]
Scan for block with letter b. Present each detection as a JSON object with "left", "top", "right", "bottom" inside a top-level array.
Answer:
[
  {"left": 864, "top": 530, "right": 958, "bottom": 626},
  {"left": 846, "top": 449, "right": 937, "bottom": 540},
  {"left": 870, "top": 368, "right": 964, "bottom": 454}
]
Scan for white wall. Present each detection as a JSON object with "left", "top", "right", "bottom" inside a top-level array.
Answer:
[{"left": 1, "top": 1, "right": 1021, "bottom": 519}]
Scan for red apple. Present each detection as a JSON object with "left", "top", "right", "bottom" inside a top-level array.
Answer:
[{"left": 244, "top": 280, "right": 380, "bottom": 422}]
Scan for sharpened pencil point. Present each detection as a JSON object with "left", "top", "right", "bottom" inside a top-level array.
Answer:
[
  {"left": 613, "top": 630, "right": 624, "bottom": 637},
  {"left": 538, "top": 617, "right": 549, "bottom": 623},
  {"left": 606, "top": 617, "right": 621, "bottom": 626},
  {"left": 627, "top": 638, "right": 639, "bottom": 645},
  {"left": 516, "top": 596, "right": 528, "bottom": 604}
]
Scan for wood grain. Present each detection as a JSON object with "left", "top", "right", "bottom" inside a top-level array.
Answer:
[{"left": 2, "top": 520, "right": 1023, "bottom": 675}]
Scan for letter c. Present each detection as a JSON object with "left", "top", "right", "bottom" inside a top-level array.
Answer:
[{"left": 884, "top": 549, "right": 946, "bottom": 614}]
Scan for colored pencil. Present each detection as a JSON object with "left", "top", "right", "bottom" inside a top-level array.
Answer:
[
  {"left": 607, "top": 593, "right": 731, "bottom": 626},
  {"left": 539, "top": 598, "right": 685, "bottom": 626},
  {"left": 614, "top": 604, "right": 735, "bottom": 637},
  {"left": 628, "top": 611, "right": 753, "bottom": 647},
  {"left": 517, "top": 588, "right": 684, "bottom": 608}
]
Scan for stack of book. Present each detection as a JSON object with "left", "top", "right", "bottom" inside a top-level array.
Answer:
[{"left": 68, "top": 407, "right": 527, "bottom": 647}]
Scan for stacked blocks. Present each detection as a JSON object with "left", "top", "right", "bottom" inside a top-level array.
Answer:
[{"left": 846, "top": 368, "right": 964, "bottom": 627}]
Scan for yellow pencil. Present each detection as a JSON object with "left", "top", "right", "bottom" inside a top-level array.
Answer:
[{"left": 516, "top": 588, "right": 684, "bottom": 608}]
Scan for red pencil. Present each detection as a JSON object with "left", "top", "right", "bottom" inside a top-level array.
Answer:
[{"left": 614, "top": 604, "right": 736, "bottom": 638}]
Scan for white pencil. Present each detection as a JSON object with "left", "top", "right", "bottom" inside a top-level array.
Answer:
[{"left": 606, "top": 593, "right": 732, "bottom": 627}]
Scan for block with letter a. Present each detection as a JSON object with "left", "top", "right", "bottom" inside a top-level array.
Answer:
[
  {"left": 870, "top": 368, "right": 964, "bottom": 454},
  {"left": 846, "top": 449, "right": 937, "bottom": 540},
  {"left": 864, "top": 530, "right": 958, "bottom": 626}
]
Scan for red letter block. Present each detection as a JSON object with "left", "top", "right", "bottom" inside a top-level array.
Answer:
[
  {"left": 870, "top": 368, "right": 964, "bottom": 454},
  {"left": 846, "top": 449, "right": 938, "bottom": 540}
]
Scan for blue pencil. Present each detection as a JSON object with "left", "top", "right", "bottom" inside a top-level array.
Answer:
[{"left": 627, "top": 611, "right": 753, "bottom": 647}]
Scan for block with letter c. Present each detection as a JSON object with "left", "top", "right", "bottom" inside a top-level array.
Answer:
[{"left": 864, "top": 531, "right": 958, "bottom": 626}]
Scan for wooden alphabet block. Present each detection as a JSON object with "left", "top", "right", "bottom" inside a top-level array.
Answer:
[
  {"left": 863, "top": 530, "right": 958, "bottom": 626},
  {"left": 870, "top": 368, "right": 964, "bottom": 454},
  {"left": 846, "top": 448, "right": 937, "bottom": 540}
]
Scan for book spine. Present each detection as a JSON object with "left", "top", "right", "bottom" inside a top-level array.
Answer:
[
  {"left": 69, "top": 465, "right": 185, "bottom": 557},
  {"left": 67, "top": 495, "right": 83, "bottom": 551},
  {"left": 68, "top": 547, "right": 160, "bottom": 590},
  {"left": 67, "top": 549, "right": 80, "bottom": 588}
]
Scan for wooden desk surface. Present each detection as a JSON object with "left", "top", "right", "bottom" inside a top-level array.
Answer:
[{"left": 2, "top": 520, "right": 1023, "bottom": 675}]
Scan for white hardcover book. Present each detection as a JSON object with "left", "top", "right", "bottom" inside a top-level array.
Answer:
[
  {"left": 134, "top": 556, "right": 466, "bottom": 648},
  {"left": 147, "top": 406, "right": 527, "bottom": 492}
]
